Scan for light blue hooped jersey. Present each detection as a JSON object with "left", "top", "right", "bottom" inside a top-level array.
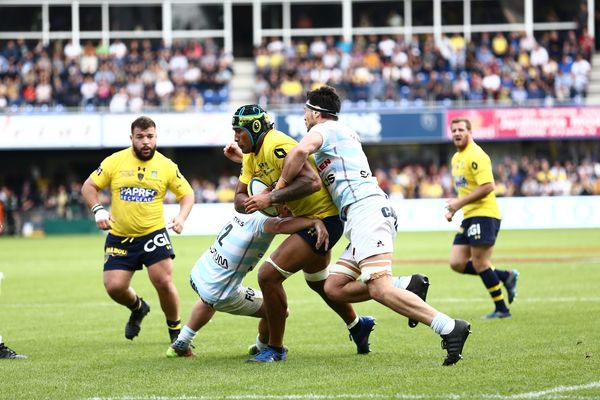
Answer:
[
  {"left": 190, "top": 212, "right": 274, "bottom": 304},
  {"left": 310, "top": 120, "right": 385, "bottom": 219}
]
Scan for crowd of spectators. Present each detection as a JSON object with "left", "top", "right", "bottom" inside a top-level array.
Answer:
[
  {"left": 374, "top": 156, "right": 600, "bottom": 199},
  {"left": 1, "top": 28, "right": 594, "bottom": 112},
  {"left": 0, "top": 37, "right": 233, "bottom": 113},
  {"left": 253, "top": 29, "right": 594, "bottom": 106},
  {"left": 1, "top": 156, "right": 599, "bottom": 236}
]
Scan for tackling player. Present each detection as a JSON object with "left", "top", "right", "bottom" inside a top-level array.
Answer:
[
  {"left": 227, "top": 104, "right": 371, "bottom": 363},
  {"left": 166, "top": 205, "right": 329, "bottom": 357},
  {"left": 265, "top": 86, "right": 471, "bottom": 366},
  {"left": 82, "top": 116, "right": 194, "bottom": 343}
]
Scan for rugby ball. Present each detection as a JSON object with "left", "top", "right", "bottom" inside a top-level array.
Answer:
[{"left": 248, "top": 178, "right": 279, "bottom": 217}]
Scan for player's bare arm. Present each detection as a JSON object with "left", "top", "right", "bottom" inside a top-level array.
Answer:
[
  {"left": 234, "top": 181, "right": 250, "bottom": 213},
  {"left": 243, "top": 161, "right": 321, "bottom": 213},
  {"left": 446, "top": 182, "right": 495, "bottom": 221},
  {"left": 81, "top": 177, "right": 113, "bottom": 230},
  {"left": 276, "top": 132, "right": 323, "bottom": 190},
  {"left": 168, "top": 193, "right": 194, "bottom": 234},
  {"left": 264, "top": 216, "right": 329, "bottom": 251},
  {"left": 223, "top": 142, "right": 243, "bottom": 164}
]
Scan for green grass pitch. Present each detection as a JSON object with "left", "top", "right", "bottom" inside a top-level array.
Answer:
[{"left": 1, "top": 228, "right": 599, "bottom": 399}]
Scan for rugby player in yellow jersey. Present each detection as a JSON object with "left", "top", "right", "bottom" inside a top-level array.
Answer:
[
  {"left": 225, "top": 105, "right": 372, "bottom": 362},
  {"left": 446, "top": 118, "right": 519, "bottom": 319},
  {"left": 81, "top": 116, "right": 194, "bottom": 342}
]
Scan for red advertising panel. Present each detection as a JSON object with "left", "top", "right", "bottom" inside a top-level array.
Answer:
[{"left": 447, "top": 107, "right": 600, "bottom": 139}]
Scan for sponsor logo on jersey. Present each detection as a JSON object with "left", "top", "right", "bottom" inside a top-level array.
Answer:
[
  {"left": 233, "top": 216, "right": 245, "bottom": 226},
  {"left": 317, "top": 158, "right": 331, "bottom": 172},
  {"left": 120, "top": 187, "right": 158, "bottom": 202},
  {"left": 323, "top": 172, "right": 335, "bottom": 187},
  {"left": 209, "top": 246, "right": 229, "bottom": 269},
  {"left": 454, "top": 176, "right": 468, "bottom": 187}
]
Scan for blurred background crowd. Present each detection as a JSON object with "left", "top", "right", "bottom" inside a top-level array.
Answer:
[
  {"left": 0, "top": 27, "right": 593, "bottom": 112},
  {"left": 2, "top": 155, "right": 599, "bottom": 236}
]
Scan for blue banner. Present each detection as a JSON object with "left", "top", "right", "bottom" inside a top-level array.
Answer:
[{"left": 274, "top": 110, "right": 444, "bottom": 143}]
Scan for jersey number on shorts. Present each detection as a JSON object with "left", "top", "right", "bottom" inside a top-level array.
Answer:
[{"left": 381, "top": 206, "right": 398, "bottom": 230}]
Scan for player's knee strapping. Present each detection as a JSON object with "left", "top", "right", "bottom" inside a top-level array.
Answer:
[
  {"left": 329, "top": 258, "right": 360, "bottom": 280},
  {"left": 359, "top": 259, "right": 393, "bottom": 282},
  {"left": 303, "top": 267, "right": 329, "bottom": 282},
  {"left": 266, "top": 257, "right": 294, "bottom": 279}
]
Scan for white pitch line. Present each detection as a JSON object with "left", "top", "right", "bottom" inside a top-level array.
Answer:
[
  {"left": 3, "top": 296, "right": 600, "bottom": 309},
  {"left": 494, "top": 381, "right": 600, "bottom": 399},
  {"left": 85, "top": 381, "right": 600, "bottom": 400}
]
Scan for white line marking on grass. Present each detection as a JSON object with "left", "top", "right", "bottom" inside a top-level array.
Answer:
[
  {"left": 495, "top": 381, "right": 600, "bottom": 399},
  {"left": 85, "top": 381, "right": 600, "bottom": 400},
  {"left": 3, "top": 297, "right": 600, "bottom": 310}
]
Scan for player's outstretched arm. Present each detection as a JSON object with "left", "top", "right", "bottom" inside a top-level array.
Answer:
[
  {"left": 264, "top": 217, "right": 329, "bottom": 251},
  {"left": 276, "top": 132, "right": 323, "bottom": 190}
]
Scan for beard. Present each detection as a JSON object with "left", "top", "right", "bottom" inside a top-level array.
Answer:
[{"left": 133, "top": 145, "right": 156, "bottom": 161}]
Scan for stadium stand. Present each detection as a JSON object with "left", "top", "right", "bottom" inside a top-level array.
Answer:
[
  {"left": 0, "top": 38, "right": 232, "bottom": 112},
  {"left": 252, "top": 31, "right": 592, "bottom": 106},
  {"left": 0, "top": 0, "right": 598, "bottom": 236}
]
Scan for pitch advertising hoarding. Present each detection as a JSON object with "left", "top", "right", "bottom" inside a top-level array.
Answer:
[{"left": 447, "top": 107, "right": 600, "bottom": 140}]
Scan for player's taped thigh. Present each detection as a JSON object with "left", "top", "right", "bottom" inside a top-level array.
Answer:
[
  {"left": 359, "top": 259, "right": 393, "bottom": 283},
  {"left": 303, "top": 266, "right": 329, "bottom": 282},
  {"left": 329, "top": 258, "right": 360, "bottom": 280},
  {"left": 265, "top": 257, "right": 294, "bottom": 279}
]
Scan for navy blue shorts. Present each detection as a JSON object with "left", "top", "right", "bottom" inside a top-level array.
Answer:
[
  {"left": 103, "top": 228, "right": 175, "bottom": 271},
  {"left": 453, "top": 217, "right": 501, "bottom": 246},
  {"left": 296, "top": 215, "right": 343, "bottom": 256}
]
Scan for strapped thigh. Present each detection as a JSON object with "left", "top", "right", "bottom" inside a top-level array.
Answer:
[
  {"left": 265, "top": 257, "right": 294, "bottom": 279},
  {"left": 359, "top": 258, "right": 393, "bottom": 282}
]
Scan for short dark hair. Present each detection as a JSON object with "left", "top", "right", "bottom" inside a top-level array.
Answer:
[
  {"left": 451, "top": 118, "right": 471, "bottom": 131},
  {"left": 131, "top": 116, "right": 156, "bottom": 133},
  {"left": 306, "top": 86, "right": 341, "bottom": 120}
]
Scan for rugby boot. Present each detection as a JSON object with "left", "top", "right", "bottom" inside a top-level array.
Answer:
[
  {"left": 246, "top": 346, "right": 287, "bottom": 363},
  {"left": 504, "top": 269, "right": 519, "bottom": 304},
  {"left": 482, "top": 310, "right": 512, "bottom": 319},
  {"left": 406, "top": 274, "right": 430, "bottom": 328},
  {"left": 125, "top": 298, "right": 150, "bottom": 340},
  {"left": 0, "top": 338, "right": 27, "bottom": 359},
  {"left": 349, "top": 316, "right": 375, "bottom": 354},
  {"left": 441, "top": 319, "right": 471, "bottom": 366}
]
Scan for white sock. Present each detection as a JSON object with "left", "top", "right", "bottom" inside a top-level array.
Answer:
[
  {"left": 175, "top": 325, "right": 197, "bottom": 346},
  {"left": 346, "top": 316, "right": 360, "bottom": 330},
  {"left": 256, "top": 334, "right": 268, "bottom": 351},
  {"left": 430, "top": 313, "right": 455, "bottom": 335},
  {"left": 393, "top": 275, "right": 412, "bottom": 289}
]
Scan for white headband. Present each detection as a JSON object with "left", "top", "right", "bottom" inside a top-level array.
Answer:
[{"left": 305, "top": 101, "right": 338, "bottom": 116}]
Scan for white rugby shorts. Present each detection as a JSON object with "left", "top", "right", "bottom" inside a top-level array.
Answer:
[
  {"left": 207, "top": 285, "right": 263, "bottom": 316},
  {"left": 342, "top": 195, "right": 397, "bottom": 264}
]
